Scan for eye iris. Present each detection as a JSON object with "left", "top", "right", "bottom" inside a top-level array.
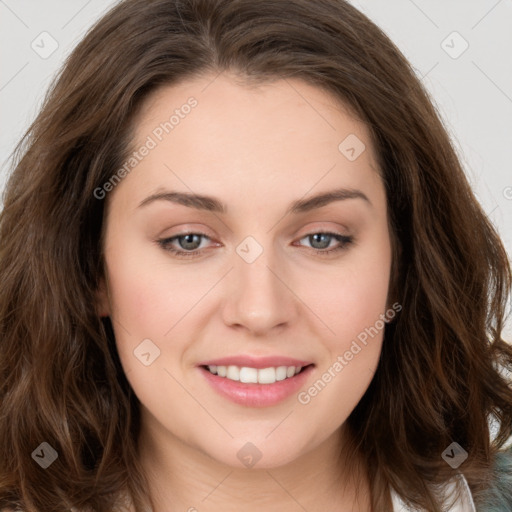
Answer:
[
  {"left": 179, "top": 234, "right": 202, "bottom": 250},
  {"left": 310, "top": 233, "right": 331, "bottom": 249}
]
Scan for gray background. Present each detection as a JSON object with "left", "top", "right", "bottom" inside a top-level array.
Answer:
[{"left": 1, "top": 0, "right": 511, "bottom": 339}]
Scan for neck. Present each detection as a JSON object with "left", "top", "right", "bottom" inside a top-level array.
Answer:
[{"left": 136, "top": 413, "right": 372, "bottom": 512}]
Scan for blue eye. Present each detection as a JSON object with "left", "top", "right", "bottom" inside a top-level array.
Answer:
[
  {"left": 297, "top": 232, "right": 353, "bottom": 254},
  {"left": 157, "top": 231, "right": 354, "bottom": 259}
]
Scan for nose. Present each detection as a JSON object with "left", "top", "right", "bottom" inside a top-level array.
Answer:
[{"left": 221, "top": 240, "right": 299, "bottom": 336}]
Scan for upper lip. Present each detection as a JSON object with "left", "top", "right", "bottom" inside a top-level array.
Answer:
[{"left": 197, "top": 356, "right": 314, "bottom": 369}]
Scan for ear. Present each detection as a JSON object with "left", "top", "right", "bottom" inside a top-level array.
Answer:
[{"left": 95, "top": 276, "right": 111, "bottom": 317}]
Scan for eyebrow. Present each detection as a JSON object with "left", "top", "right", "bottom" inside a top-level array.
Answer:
[{"left": 137, "top": 187, "right": 371, "bottom": 214}]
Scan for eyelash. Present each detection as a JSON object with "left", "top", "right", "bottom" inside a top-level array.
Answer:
[{"left": 156, "top": 231, "right": 354, "bottom": 259}]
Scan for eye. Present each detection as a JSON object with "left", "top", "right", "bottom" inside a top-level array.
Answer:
[
  {"left": 156, "top": 230, "right": 354, "bottom": 259},
  {"left": 295, "top": 231, "right": 354, "bottom": 256},
  {"left": 157, "top": 232, "right": 213, "bottom": 259}
]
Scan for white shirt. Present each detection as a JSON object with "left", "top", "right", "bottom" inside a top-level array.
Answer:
[{"left": 390, "top": 473, "right": 476, "bottom": 511}]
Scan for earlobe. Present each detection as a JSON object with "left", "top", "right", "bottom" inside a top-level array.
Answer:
[{"left": 95, "top": 276, "right": 111, "bottom": 317}]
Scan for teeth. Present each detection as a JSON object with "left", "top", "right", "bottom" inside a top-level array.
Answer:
[
  {"left": 275, "top": 366, "right": 287, "bottom": 381},
  {"left": 226, "top": 365, "right": 240, "bottom": 381},
  {"left": 257, "top": 367, "right": 277, "bottom": 384},
  {"left": 239, "top": 367, "right": 258, "bottom": 383},
  {"left": 206, "top": 365, "right": 304, "bottom": 384}
]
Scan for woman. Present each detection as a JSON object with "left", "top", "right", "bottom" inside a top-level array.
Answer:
[{"left": 0, "top": 0, "right": 511, "bottom": 510}]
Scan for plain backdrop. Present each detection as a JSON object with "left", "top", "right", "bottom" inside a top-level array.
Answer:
[{"left": 1, "top": 0, "right": 511, "bottom": 339}]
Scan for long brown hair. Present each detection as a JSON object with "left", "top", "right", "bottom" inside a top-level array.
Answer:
[{"left": 1, "top": 0, "right": 511, "bottom": 510}]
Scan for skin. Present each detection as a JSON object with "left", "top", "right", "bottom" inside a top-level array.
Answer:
[{"left": 97, "top": 72, "right": 393, "bottom": 512}]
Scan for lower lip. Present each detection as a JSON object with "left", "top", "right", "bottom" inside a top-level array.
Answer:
[{"left": 199, "top": 365, "right": 315, "bottom": 407}]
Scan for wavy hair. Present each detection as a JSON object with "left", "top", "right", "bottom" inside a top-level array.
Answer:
[{"left": 1, "top": 0, "right": 511, "bottom": 510}]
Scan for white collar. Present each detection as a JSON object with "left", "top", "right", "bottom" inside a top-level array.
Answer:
[{"left": 391, "top": 473, "right": 476, "bottom": 511}]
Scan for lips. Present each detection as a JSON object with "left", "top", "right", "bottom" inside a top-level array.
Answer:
[
  {"left": 199, "top": 364, "right": 314, "bottom": 407},
  {"left": 196, "top": 355, "right": 315, "bottom": 407}
]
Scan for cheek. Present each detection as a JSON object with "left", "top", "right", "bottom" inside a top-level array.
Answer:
[
  {"left": 104, "top": 232, "right": 197, "bottom": 334},
  {"left": 103, "top": 244, "right": 187, "bottom": 399},
  {"left": 315, "top": 235, "right": 391, "bottom": 415},
  {"left": 297, "top": 251, "right": 390, "bottom": 426},
  {"left": 344, "top": 258, "right": 390, "bottom": 337},
  {"left": 309, "top": 239, "right": 392, "bottom": 350},
  {"left": 106, "top": 258, "right": 166, "bottom": 332},
  {"left": 103, "top": 233, "right": 218, "bottom": 384}
]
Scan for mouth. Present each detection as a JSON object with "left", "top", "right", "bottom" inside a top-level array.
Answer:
[
  {"left": 198, "top": 363, "right": 315, "bottom": 408},
  {"left": 201, "top": 363, "right": 312, "bottom": 384}
]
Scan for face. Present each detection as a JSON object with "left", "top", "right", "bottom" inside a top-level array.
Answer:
[{"left": 98, "top": 72, "right": 393, "bottom": 470}]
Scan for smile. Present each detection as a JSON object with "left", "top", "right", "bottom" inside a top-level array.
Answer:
[
  {"left": 205, "top": 364, "right": 303, "bottom": 384},
  {"left": 198, "top": 363, "right": 315, "bottom": 407}
]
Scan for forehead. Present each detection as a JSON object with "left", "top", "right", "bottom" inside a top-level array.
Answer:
[
  {"left": 133, "top": 72, "right": 372, "bottom": 152},
  {"left": 110, "top": 72, "right": 383, "bottom": 214}
]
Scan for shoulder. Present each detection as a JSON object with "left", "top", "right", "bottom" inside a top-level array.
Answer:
[
  {"left": 476, "top": 446, "right": 512, "bottom": 511},
  {"left": 391, "top": 473, "right": 475, "bottom": 511},
  {"left": 391, "top": 446, "right": 512, "bottom": 511}
]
